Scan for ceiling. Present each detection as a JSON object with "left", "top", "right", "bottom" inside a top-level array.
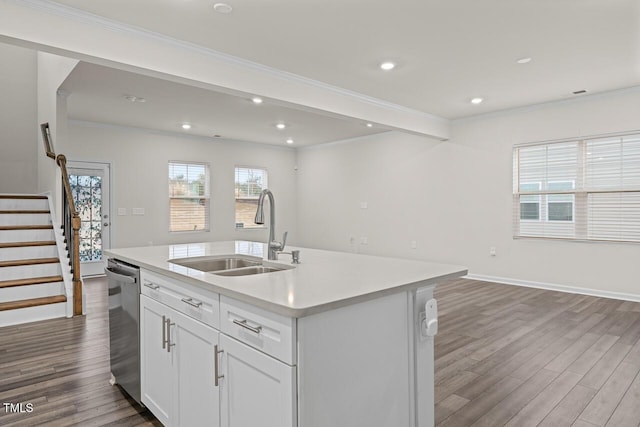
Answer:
[
  {"left": 49, "top": 0, "right": 640, "bottom": 120},
  {"left": 59, "top": 62, "right": 387, "bottom": 147}
]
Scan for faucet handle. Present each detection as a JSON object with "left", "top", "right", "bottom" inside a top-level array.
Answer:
[{"left": 281, "top": 231, "right": 288, "bottom": 250}]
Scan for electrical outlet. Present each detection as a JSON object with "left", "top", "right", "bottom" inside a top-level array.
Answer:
[
  {"left": 411, "top": 240, "right": 417, "bottom": 249},
  {"left": 117, "top": 208, "right": 127, "bottom": 216},
  {"left": 361, "top": 237, "right": 368, "bottom": 245},
  {"left": 489, "top": 246, "right": 496, "bottom": 256},
  {"left": 132, "top": 208, "right": 145, "bottom": 216}
]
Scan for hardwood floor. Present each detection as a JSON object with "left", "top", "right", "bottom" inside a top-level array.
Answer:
[
  {"left": 1, "top": 277, "right": 639, "bottom": 426},
  {"left": 434, "top": 279, "right": 640, "bottom": 427},
  {"left": 0, "top": 277, "right": 160, "bottom": 426}
]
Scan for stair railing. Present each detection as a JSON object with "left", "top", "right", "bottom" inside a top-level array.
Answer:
[{"left": 56, "top": 154, "right": 82, "bottom": 316}]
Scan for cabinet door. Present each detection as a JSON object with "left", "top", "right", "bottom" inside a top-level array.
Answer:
[
  {"left": 220, "top": 334, "right": 296, "bottom": 427},
  {"left": 140, "top": 295, "right": 173, "bottom": 426},
  {"left": 172, "top": 309, "right": 220, "bottom": 427}
]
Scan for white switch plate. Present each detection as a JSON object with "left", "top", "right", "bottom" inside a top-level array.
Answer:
[
  {"left": 360, "top": 202, "right": 368, "bottom": 209},
  {"left": 411, "top": 240, "right": 417, "bottom": 249},
  {"left": 132, "top": 208, "right": 145, "bottom": 216},
  {"left": 489, "top": 246, "right": 496, "bottom": 256},
  {"left": 117, "top": 208, "right": 127, "bottom": 216},
  {"left": 361, "top": 237, "right": 368, "bottom": 245}
]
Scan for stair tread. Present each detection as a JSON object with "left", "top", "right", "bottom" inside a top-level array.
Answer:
[
  {"left": 0, "top": 295, "right": 66, "bottom": 311},
  {"left": 0, "top": 210, "right": 50, "bottom": 214},
  {"left": 0, "top": 195, "right": 48, "bottom": 200},
  {"left": 0, "top": 225, "right": 54, "bottom": 231},
  {"left": 0, "top": 258, "right": 60, "bottom": 268},
  {"left": 0, "top": 241, "right": 56, "bottom": 249},
  {"left": 0, "top": 275, "right": 64, "bottom": 288}
]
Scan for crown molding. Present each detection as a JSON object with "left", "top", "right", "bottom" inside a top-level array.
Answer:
[{"left": 11, "top": 0, "right": 448, "bottom": 126}]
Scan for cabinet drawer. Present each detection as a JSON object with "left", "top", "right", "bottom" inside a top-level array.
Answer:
[
  {"left": 141, "top": 269, "right": 219, "bottom": 329},
  {"left": 220, "top": 296, "right": 296, "bottom": 365}
]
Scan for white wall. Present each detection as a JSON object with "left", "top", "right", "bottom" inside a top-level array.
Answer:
[
  {"left": 66, "top": 122, "right": 298, "bottom": 249},
  {"left": 0, "top": 43, "right": 37, "bottom": 193},
  {"left": 297, "top": 88, "right": 640, "bottom": 298},
  {"left": 36, "top": 52, "right": 78, "bottom": 219}
]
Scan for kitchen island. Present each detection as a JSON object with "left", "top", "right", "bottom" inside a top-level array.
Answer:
[{"left": 106, "top": 241, "right": 467, "bottom": 427}]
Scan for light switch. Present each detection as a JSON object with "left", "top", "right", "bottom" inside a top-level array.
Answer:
[
  {"left": 360, "top": 202, "right": 368, "bottom": 209},
  {"left": 117, "top": 208, "right": 127, "bottom": 216}
]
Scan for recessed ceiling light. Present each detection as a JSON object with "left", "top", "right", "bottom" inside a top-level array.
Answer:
[
  {"left": 252, "top": 97, "right": 263, "bottom": 104},
  {"left": 181, "top": 123, "right": 192, "bottom": 130},
  {"left": 213, "top": 3, "right": 233, "bottom": 14},
  {"left": 124, "top": 95, "right": 146, "bottom": 103},
  {"left": 379, "top": 61, "right": 396, "bottom": 71},
  {"left": 365, "top": 123, "right": 373, "bottom": 128},
  {"left": 516, "top": 57, "right": 532, "bottom": 64},
  {"left": 276, "top": 123, "right": 286, "bottom": 130},
  {"left": 286, "top": 138, "right": 294, "bottom": 144},
  {"left": 470, "top": 97, "right": 484, "bottom": 105}
]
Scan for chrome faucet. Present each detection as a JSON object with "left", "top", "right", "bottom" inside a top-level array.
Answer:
[{"left": 254, "top": 189, "right": 287, "bottom": 260}]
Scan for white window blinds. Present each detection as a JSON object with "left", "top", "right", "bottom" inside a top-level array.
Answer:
[
  {"left": 234, "top": 167, "right": 267, "bottom": 229},
  {"left": 169, "top": 161, "right": 210, "bottom": 232},
  {"left": 513, "top": 132, "right": 640, "bottom": 242}
]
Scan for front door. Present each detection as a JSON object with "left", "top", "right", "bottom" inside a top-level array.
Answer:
[{"left": 67, "top": 161, "right": 111, "bottom": 277}]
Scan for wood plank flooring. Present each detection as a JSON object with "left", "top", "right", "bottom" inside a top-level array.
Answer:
[
  {"left": 0, "top": 277, "right": 160, "bottom": 426},
  {"left": 434, "top": 278, "right": 640, "bottom": 427},
  {"left": 1, "top": 276, "right": 639, "bottom": 426}
]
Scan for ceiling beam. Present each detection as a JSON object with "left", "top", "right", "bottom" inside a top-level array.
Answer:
[{"left": 1, "top": 0, "right": 450, "bottom": 141}]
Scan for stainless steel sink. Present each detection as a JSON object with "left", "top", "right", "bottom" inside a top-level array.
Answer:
[
  {"left": 213, "top": 266, "right": 286, "bottom": 276},
  {"left": 168, "top": 255, "right": 292, "bottom": 277},
  {"left": 169, "top": 256, "right": 261, "bottom": 273}
]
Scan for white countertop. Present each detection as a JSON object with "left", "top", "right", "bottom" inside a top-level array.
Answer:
[{"left": 105, "top": 241, "right": 467, "bottom": 317}]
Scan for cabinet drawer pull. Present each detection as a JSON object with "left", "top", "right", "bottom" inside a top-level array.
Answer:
[
  {"left": 181, "top": 297, "right": 203, "bottom": 308},
  {"left": 233, "top": 319, "right": 262, "bottom": 334},
  {"left": 144, "top": 282, "right": 160, "bottom": 290},
  {"left": 214, "top": 345, "right": 224, "bottom": 387}
]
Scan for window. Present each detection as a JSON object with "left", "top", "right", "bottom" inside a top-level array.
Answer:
[
  {"left": 169, "top": 162, "right": 210, "bottom": 232},
  {"left": 234, "top": 167, "right": 267, "bottom": 229},
  {"left": 513, "top": 133, "right": 640, "bottom": 242}
]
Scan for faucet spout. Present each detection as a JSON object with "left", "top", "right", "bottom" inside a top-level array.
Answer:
[{"left": 255, "top": 189, "right": 286, "bottom": 260}]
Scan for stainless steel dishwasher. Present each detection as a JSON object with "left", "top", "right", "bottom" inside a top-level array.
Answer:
[{"left": 105, "top": 258, "right": 142, "bottom": 405}]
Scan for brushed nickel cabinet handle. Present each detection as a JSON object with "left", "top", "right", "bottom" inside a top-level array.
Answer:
[
  {"left": 166, "top": 318, "right": 175, "bottom": 353},
  {"left": 162, "top": 315, "right": 167, "bottom": 349},
  {"left": 181, "top": 297, "right": 203, "bottom": 308},
  {"left": 233, "top": 319, "right": 262, "bottom": 334},
  {"left": 144, "top": 282, "right": 160, "bottom": 290},
  {"left": 214, "top": 345, "right": 224, "bottom": 387}
]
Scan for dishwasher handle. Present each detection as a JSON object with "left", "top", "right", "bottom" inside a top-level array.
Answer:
[{"left": 105, "top": 267, "right": 137, "bottom": 284}]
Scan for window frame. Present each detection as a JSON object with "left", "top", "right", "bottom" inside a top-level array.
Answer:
[
  {"left": 234, "top": 166, "right": 268, "bottom": 230},
  {"left": 513, "top": 131, "right": 640, "bottom": 243},
  {"left": 168, "top": 160, "right": 211, "bottom": 233}
]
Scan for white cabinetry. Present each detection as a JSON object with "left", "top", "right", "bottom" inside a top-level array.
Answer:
[
  {"left": 220, "top": 334, "right": 295, "bottom": 427},
  {"left": 140, "top": 270, "right": 296, "bottom": 427},
  {"left": 140, "top": 294, "right": 220, "bottom": 427}
]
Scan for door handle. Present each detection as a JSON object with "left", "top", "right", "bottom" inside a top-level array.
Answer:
[
  {"left": 214, "top": 345, "right": 224, "bottom": 387},
  {"left": 166, "top": 317, "right": 175, "bottom": 352},
  {"left": 162, "top": 315, "right": 167, "bottom": 349}
]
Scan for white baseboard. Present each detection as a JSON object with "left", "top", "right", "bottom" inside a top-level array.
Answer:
[{"left": 465, "top": 274, "right": 640, "bottom": 303}]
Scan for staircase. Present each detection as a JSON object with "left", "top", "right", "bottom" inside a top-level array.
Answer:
[{"left": 0, "top": 194, "right": 71, "bottom": 326}]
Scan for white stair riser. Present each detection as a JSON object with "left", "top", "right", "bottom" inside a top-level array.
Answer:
[
  {"left": 0, "top": 263, "right": 62, "bottom": 281},
  {"left": 1, "top": 281, "right": 65, "bottom": 301},
  {"left": 0, "top": 246, "right": 59, "bottom": 262},
  {"left": 0, "top": 302, "right": 67, "bottom": 327},
  {"left": 0, "top": 228, "right": 55, "bottom": 243},
  {"left": 0, "top": 199, "right": 49, "bottom": 210},
  {"left": 0, "top": 213, "right": 51, "bottom": 226}
]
